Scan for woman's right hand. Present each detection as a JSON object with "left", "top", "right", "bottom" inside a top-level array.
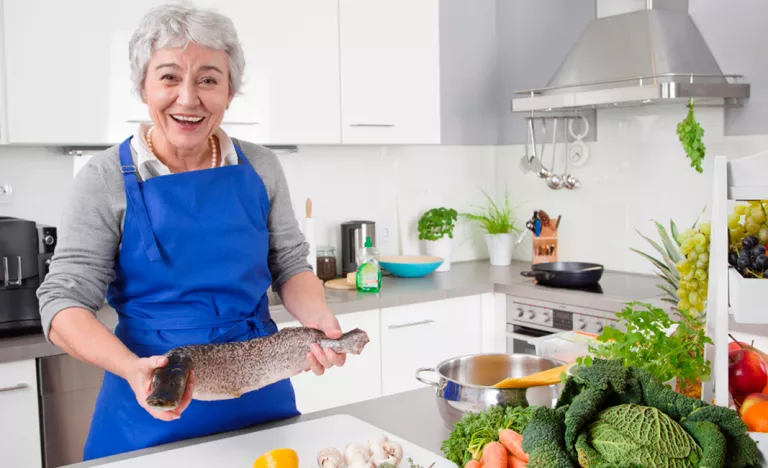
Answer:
[{"left": 126, "top": 355, "right": 195, "bottom": 421}]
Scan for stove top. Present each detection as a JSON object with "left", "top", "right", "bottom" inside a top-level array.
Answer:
[{"left": 520, "top": 269, "right": 663, "bottom": 303}]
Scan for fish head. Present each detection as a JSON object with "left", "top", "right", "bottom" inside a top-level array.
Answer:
[{"left": 145, "top": 354, "right": 192, "bottom": 410}]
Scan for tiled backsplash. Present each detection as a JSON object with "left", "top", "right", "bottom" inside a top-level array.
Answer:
[{"left": 2, "top": 105, "right": 767, "bottom": 277}]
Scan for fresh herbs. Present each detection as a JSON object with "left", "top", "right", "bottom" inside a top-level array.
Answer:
[
  {"left": 677, "top": 98, "right": 706, "bottom": 174},
  {"left": 461, "top": 189, "right": 520, "bottom": 235},
  {"left": 576, "top": 302, "right": 712, "bottom": 391},
  {"left": 418, "top": 207, "right": 458, "bottom": 241},
  {"left": 440, "top": 404, "right": 533, "bottom": 466}
]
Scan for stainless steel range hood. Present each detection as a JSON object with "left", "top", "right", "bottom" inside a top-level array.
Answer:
[{"left": 511, "top": 0, "right": 750, "bottom": 113}]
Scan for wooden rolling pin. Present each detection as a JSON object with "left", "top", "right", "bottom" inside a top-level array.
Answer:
[{"left": 493, "top": 363, "right": 572, "bottom": 389}]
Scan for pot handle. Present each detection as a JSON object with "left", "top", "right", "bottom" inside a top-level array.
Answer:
[
  {"left": 415, "top": 367, "right": 440, "bottom": 387},
  {"left": 520, "top": 270, "right": 555, "bottom": 280}
]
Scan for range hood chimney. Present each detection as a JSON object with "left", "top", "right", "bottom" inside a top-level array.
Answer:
[{"left": 511, "top": 0, "right": 749, "bottom": 113}]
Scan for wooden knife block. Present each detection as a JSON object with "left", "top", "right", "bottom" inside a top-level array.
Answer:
[{"left": 532, "top": 226, "right": 557, "bottom": 264}]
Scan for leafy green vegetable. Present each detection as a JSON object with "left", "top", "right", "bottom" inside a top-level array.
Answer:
[
  {"left": 576, "top": 302, "right": 712, "bottom": 392},
  {"left": 677, "top": 98, "right": 706, "bottom": 173},
  {"left": 522, "top": 358, "right": 761, "bottom": 468},
  {"left": 440, "top": 404, "right": 533, "bottom": 465},
  {"left": 580, "top": 404, "right": 702, "bottom": 467}
]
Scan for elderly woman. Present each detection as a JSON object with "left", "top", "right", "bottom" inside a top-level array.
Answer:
[{"left": 36, "top": 3, "right": 345, "bottom": 461}]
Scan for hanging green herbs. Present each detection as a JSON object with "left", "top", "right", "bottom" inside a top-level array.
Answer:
[{"left": 677, "top": 98, "right": 706, "bottom": 173}]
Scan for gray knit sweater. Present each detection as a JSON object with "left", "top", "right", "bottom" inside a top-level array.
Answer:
[{"left": 36, "top": 139, "right": 311, "bottom": 340}]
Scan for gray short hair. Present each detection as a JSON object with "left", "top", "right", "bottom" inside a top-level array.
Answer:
[{"left": 128, "top": 3, "right": 245, "bottom": 97}]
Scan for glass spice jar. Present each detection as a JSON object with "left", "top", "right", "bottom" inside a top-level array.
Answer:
[{"left": 316, "top": 245, "right": 337, "bottom": 281}]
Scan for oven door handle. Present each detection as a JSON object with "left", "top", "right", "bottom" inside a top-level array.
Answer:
[{"left": 506, "top": 332, "right": 539, "bottom": 343}]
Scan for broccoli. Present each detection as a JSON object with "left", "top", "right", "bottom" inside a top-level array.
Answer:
[
  {"left": 681, "top": 420, "right": 726, "bottom": 468},
  {"left": 521, "top": 406, "right": 568, "bottom": 455}
]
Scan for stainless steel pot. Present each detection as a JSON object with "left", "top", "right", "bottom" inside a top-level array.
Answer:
[{"left": 415, "top": 353, "right": 564, "bottom": 428}]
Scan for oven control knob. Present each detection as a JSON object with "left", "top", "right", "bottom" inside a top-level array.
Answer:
[
  {"left": 516, "top": 308, "right": 524, "bottom": 318},
  {"left": 576, "top": 319, "right": 586, "bottom": 330},
  {"left": 527, "top": 310, "right": 536, "bottom": 320},
  {"left": 542, "top": 312, "right": 551, "bottom": 322},
  {"left": 596, "top": 322, "right": 604, "bottom": 333},
  {"left": 44, "top": 235, "right": 55, "bottom": 245}
]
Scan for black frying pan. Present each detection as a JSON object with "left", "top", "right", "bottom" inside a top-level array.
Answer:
[{"left": 520, "top": 261, "right": 604, "bottom": 288}]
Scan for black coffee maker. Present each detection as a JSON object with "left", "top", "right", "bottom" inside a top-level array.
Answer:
[
  {"left": 0, "top": 217, "right": 57, "bottom": 337},
  {"left": 341, "top": 220, "right": 375, "bottom": 275}
]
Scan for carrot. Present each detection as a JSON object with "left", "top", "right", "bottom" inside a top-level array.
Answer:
[
  {"left": 480, "top": 441, "right": 508, "bottom": 468},
  {"left": 465, "top": 461, "right": 483, "bottom": 468},
  {"left": 508, "top": 455, "right": 527, "bottom": 468},
  {"left": 499, "top": 429, "right": 529, "bottom": 462}
]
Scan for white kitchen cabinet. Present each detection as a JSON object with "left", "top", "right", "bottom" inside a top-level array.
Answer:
[
  {"left": 0, "top": 359, "right": 42, "bottom": 468},
  {"left": 380, "top": 295, "right": 482, "bottom": 396},
  {"left": 277, "top": 309, "right": 381, "bottom": 414},
  {"left": 2, "top": 0, "right": 340, "bottom": 145},
  {"left": 338, "top": 0, "right": 497, "bottom": 145}
]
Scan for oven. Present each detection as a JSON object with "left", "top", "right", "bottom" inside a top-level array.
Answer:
[{"left": 505, "top": 296, "right": 619, "bottom": 356}]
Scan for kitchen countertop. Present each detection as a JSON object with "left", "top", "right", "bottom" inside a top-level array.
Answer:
[
  {"left": 62, "top": 388, "right": 451, "bottom": 467},
  {"left": 0, "top": 260, "right": 665, "bottom": 364}
]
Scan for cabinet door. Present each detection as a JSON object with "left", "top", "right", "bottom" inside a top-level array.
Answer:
[
  {"left": 338, "top": 0, "right": 441, "bottom": 144},
  {"left": 3, "top": 0, "right": 165, "bottom": 144},
  {"left": 381, "top": 295, "right": 482, "bottom": 396},
  {"left": 277, "top": 309, "right": 381, "bottom": 414},
  {"left": 0, "top": 359, "right": 41, "bottom": 468}
]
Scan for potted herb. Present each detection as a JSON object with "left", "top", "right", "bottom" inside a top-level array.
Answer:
[
  {"left": 418, "top": 207, "right": 458, "bottom": 272},
  {"left": 461, "top": 190, "right": 521, "bottom": 266}
]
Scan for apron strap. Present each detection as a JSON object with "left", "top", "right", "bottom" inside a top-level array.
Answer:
[{"left": 118, "top": 137, "right": 162, "bottom": 263}]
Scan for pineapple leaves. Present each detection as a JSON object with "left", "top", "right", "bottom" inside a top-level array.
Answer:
[
  {"left": 655, "top": 221, "right": 684, "bottom": 264},
  {"left": 670, "top": 219, "right": 681, "bottom": 246},
  {"left": 630, "top": 248, "right": 680, "bottom": 280},
  {"left": 656, "top": 284, "right": 679, "bottom": 301},
  {"left": 656, "top": 272, "right": 678, "bottom": 290},
  {"left": 635, "top": 228, "right": 679, "bottom": 273}
]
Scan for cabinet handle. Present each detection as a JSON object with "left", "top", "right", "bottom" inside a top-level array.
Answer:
[
  {"left": 349, "top": 123, "right": 395, "bottom": 127},
  {"left": 0, "top": 383, "right": 28, "bottom": 393},
  {"left": 388, "top": 319, "right": 434, "bottom": 329}
]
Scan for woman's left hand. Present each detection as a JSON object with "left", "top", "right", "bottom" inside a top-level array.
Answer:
[{"left": 305, "top": 314, "right": 347, "bottom": 376}]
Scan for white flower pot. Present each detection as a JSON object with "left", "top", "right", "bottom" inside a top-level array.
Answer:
[
  {"left": 425, "top": 236, "right": 452, "bottom": 272},
  {"left": 485, "top": 233, "right": 514, "bottom": 266}
]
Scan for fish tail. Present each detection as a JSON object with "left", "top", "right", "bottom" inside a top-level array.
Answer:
[{"left": 318, "top": 328, "right": 370, "bottom": 355}]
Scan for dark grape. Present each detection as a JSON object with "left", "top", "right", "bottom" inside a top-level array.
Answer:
[
  {"left": 755, "top": 254, "right": 768, "bottom": 271},
  {"left": 741, "top": 248, "right": 752, "bottom": 260},
  {"left": 738, "top": 256, "right": 751, "bottom": 269},
  {"left": 738, "top": 265, "right": 747, "bottom": 276},
  {"left": 729, "top": 251, "right": 739, "bottom": 266},
  {"left": 763, "top": 270, "right": 768, "bottom": 279},
  {"left": 743, "top": 235, "right": 760, "bottom": 250},
  {"left": 753, "top": 245, "right": 767, "bottom": 258}
]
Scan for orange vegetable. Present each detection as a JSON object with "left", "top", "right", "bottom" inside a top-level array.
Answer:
[
  {"left": 499, "top": 429, "right": 528, "bottom": 462},
  {"left": 508, "top": 455, "right": 527, "bottom": 468},
  {"left": 481, "top": 441, "right": 508, "bottom": 468},
  {"left": 465, "top": 461, "right": 483, "bottom": 468}
]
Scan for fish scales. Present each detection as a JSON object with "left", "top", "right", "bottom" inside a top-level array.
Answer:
[{"left": 146, "top": 327, "right": 370, "bottom": 410}]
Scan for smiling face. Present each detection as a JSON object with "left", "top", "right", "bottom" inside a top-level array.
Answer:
[{"left": 141, "top": 42, "right": 233, "bottom": 153}]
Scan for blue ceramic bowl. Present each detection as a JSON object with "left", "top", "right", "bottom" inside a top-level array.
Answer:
[{"left": 379, "top": 255, "right": 444, "bottom": 278}]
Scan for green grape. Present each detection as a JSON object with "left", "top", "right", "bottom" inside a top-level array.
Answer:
[
  {"left": 728, "top": 213, "right": 741, "bottom": 229},
  {"left": 679, "top": 298, "right": 691, "bottom": 310},
  {"left": 759, "top": 226, "right": 768, "bottom": 244},
  {"left": 696, "top": 259, "right": 706, "bottom": 269},
  {"left": 731, "top": 225, "right": 746, "bottom": 238},
  {"left": 699, "top": 222, "right": 711, "bottom": 236},
  {"left": 747, "top": 222, "right": 761, "bottom": 235},
  {"left": 684, "top": 270, "right": 696, "bottom": 281},
  {"left": 688, "top": 251, "right": 699, "bottom": 261},
  {"left": 735, "top": 204, "right": 748, "bottom": 215},
  {"left": 676, "top": 288, "right": 685, "bottom": 298},
  {"left": 681, "top": 243, "right": 693, "bottom": 255},
  {"left": 754, "top": 211, "right": 767, "bottom": 225},
  {"left": 676, "top": 259, "right": 691, "bottom": 273},
  {"left": 695, "top": 243, "right": 707, "bottom": 254},
  {"left": 695, "top": 269, "right": 707, "bottom": 281}
]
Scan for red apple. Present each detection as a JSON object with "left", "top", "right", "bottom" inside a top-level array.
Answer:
[
  {"left": 729, "top": 349, "right": 768, "bottom": 404},
  {"left": 730, "top": 341, "right": 751, "bottom": 355},
  {"left": 740, "top": 393, "right": 768, "bottom": 418}
]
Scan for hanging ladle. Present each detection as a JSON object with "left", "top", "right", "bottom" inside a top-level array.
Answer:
[
  {"left": 562, "top": 117, "right": 580, "bottom": 189},
  {"left": 545, "top": 118, "right": 564, "bottom": 189},
  {"left": 535, "top": 118, "right": 550, "bottom": 178}
]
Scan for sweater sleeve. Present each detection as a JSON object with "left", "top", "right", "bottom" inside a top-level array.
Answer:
[
  {"left": 36, "top": 153, "right": 123, "bottom": 340},
  {"left": 238, "top": 142, "right": 312, "bottom": 290}
]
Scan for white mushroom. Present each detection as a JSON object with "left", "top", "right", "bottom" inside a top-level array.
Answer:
[
  {"left": 381, "top": 440, "right": 403, "bottom": 465},
  {"left": 371, "top": 451, "right": 398, "bottom": 467},
  {"left": 347, "top": 460, "right": 373, "bottom": 468},
  {"left": 317, "top": 447, "right": 345, "bottom": 468},
  {"left": 368, "top": 434, "right": 388, "bottom": 456},
  {"left": 345, "top": 443, "right": 371, "bottom": 465}
]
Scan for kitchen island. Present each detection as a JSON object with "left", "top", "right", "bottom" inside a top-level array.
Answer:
[{"left": 61, "top": 388, "right": 451, "bottom": 467}]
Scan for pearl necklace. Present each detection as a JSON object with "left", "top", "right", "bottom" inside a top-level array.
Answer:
[{"left": 146, "top": 126, "right": 218, "bottom": 169}]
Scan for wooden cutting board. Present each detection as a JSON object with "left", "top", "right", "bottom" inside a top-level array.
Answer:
[{"left": 95, "top": 414, "right": 455, "bottom": 467}]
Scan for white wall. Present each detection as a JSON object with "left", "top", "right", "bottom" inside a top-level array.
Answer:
[{"left": 500, "top": 105, "right": 768, "bottom": 275}]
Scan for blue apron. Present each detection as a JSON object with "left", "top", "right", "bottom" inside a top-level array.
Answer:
[{"left": 82, "top": 137, "right": 300, "bottom": 461}]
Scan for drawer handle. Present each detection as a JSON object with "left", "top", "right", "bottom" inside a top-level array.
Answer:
[
  {"left": 0, "top": 383, "right": 28, "bottom": 393},
  {"left": 388, "top": 319, "right": 435, "bottom": 329},
  {"left": 349, "top": 123, "right": 395, "bottom": 127}
]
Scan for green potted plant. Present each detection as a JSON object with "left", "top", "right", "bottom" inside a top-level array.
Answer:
[
  {"left": 418, "top": 207, "right": 458, "bottom": 272},
  {"left": 461, "top": 189, "right": 521, "bottom": 266}
]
